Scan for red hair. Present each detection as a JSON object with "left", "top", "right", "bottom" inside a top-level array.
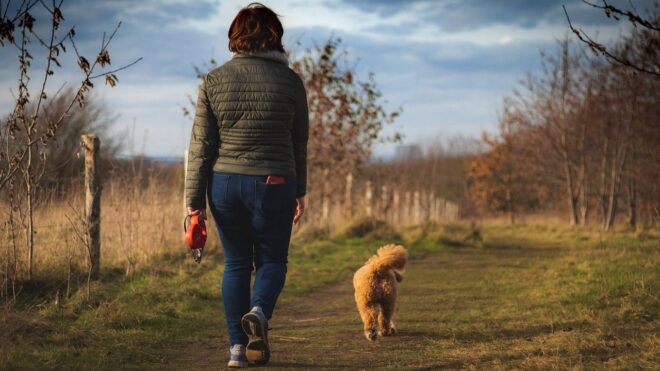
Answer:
[{"left": 228, "top": 3, "right": 285, "bottom": 54}]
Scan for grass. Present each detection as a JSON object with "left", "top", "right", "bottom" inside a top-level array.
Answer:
[{"left": 1, "top": 221, "right": 658, "bottom": 369}]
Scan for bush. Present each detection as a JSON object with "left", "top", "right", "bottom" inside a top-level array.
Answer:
[{"left": 334, "top": 217, "right": 401, "bottom": 241}]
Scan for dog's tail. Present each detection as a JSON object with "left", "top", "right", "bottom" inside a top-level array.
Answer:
[{"left": 373, "top": 244, "right": 407, "bottom": 281}]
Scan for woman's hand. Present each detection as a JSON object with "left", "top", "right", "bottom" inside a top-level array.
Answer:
[
  {"left": 187, "top": 207, "right": 207, "bottom": 220},
  {"left": 293, "top": 197, "right": 305, "bottom": 225}
]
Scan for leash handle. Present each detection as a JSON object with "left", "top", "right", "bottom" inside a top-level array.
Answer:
[{"left": 183, "top": 214, "right": 205, "bottom": 264}]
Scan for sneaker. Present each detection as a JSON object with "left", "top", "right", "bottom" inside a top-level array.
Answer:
[
  {"left": 227, "top": 344, "right": 248, "bottom": 368},
  {"left": 241, "top": 306, "right": 270, "bottom": 365}
]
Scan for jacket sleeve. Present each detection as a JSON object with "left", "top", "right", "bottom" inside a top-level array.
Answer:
[
  {"left": 185, "top": 76, "right": 219, "bottom": 209},
  {"left": 292, "top": 75, "right": 309, "bottom": 198}
]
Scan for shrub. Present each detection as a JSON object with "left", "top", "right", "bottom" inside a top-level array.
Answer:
[{"left": 334, "top": 217, "right": 401, "bottom": 241}]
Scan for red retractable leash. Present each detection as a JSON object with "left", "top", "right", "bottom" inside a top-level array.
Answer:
[{"left": 183, "top": 213, "right": 207, "bottom": 263}]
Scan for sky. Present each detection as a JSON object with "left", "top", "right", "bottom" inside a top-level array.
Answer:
[{"left": 0, "top": 0, "right": 647, "bottom": 158}]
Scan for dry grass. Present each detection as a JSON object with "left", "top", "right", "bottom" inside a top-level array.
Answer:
[
  {"left": 1, "top": 167, "right": 221, "bottom": 301},
  {"left": 12, "top": 183, "right": 191, "bottom": 276}
]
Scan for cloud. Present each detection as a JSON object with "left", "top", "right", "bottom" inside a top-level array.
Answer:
[
  {"left": 1, "top": 0, "right": 649, "bottom": 157},
  {"left": 168, "top": 0, "right": 636, "bottom": 50}
]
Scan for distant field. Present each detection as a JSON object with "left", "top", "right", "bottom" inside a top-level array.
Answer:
[{"left": 1, "top": 223, "right": 658, "bottom": 369}]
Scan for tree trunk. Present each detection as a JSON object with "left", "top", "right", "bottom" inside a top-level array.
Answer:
[
  {"left": 564, "top": 160, "right": 579, "bottom": 226},
  {"left": 507, "top": 188, "right": 515, "bottom": 224},
  {"left": 579, "top": 181, "right": 589, "bottom": 226},
  {"left": 25, "top": 140, "right": 34, "bottom": 281},
  {"left": 604, "top": 151, "right": 618, "bottom": 231},
  {"left": 627, "top": 148, "right": 637, "bottom": 228},
  {"left": 604, "top": 183, "right": 618, "bottom": 231},
  {"left": 577, "top": 104, "right": 588, "bottom": 227},
  {"left": 559, "top": 43, "right": 578, "bottom": 227},
  {"left": 604, "top": 142, "right": 629, "bottom": 231},
  {"left": 599, "top": 134, "right": 609, "bottom": 225},
  {"left": 628, "top": 176, "right": 637, "bottom": 228}
]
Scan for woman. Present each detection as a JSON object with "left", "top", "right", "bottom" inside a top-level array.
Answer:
[{"left": 184, "top": 3, "right": 308, "bottom": 368}]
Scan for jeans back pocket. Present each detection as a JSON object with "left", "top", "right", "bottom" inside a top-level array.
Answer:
[
  {"left": 256, "top": 180, "right": 296, "bottom": 213},
  {"left": 209, "top": 172, "right": 231, "bottom": 206}
]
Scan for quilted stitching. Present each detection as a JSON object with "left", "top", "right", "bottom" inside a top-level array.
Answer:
[{"left": 185, "top": 56, "right": 309, "bottom": 209}]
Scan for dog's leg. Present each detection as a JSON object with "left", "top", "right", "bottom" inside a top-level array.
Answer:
[
  {"left": 378, "top": 298, "right": 397, "bottom": 336},
  {"left": 357, "top": 300, "right": 378, "bottom": 341}
]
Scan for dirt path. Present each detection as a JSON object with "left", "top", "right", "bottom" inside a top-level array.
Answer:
[
  {"left": 167, "top": 242, "right": 603, "bottom": 370},
  {"left": 265, "top": 245, "right": 566, "bottom": 369}
]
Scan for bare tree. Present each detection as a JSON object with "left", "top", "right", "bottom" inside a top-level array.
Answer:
[
  {"left": 291, "top": 38, "right": 402, "bottom": 210},
  {"left": 470, "top": 26, "right": 659, "bottom": 228},
  {"left": 0, "top": 0, "right": 141, "bottom": 280},
  {"left": 1, "top": 90, "right": 122, "bottom": 198},
  {"left": 514, "top": 39, "right": 590, "bottom": 226}
]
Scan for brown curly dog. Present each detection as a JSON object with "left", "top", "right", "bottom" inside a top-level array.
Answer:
[{"left": 353, "top": 244, "right": 408, "bottom": 341}]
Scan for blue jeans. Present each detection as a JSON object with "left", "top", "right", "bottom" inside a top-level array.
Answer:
[{"left": 207, "top": 172, "right": 297, "bottom": 346}]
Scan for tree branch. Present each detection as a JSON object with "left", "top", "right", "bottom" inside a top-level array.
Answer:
[
  {"left": 563, "top": 4, "right": 660, "bottom": 77},
  {"left": 581, "top": 0, "right": 660, "bottom": 31}
]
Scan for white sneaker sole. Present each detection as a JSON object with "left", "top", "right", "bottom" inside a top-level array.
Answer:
[
  {"left": 227, "top": 359, "right": 248, "bottom": 368},
  {"left": 242, "top": 312, "right": 270, "bottom": 364}
]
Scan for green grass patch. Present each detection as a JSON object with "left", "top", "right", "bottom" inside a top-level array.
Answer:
[
  {"left": 1, "top": 225, "right": 404, "bottom": 369},
  {"left": 1, "top": 221, "right": 658, "bottom": 369}
]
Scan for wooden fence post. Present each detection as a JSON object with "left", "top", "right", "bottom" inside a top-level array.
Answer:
[
  {"left": 404, "top": 191, "right": 411, "bottom": 226},
  {"left": 82, "top": 134, "right": 101, "bottom": 278},
  {"left": 381, "top": 185, "right": 389, "bottom": 220},
  {"left": 413, "top": 191, "right": 421, "bottom": 224},
  {"left": 440, "top": 198, "right": 447, "bottom": 221},
  {"left": 344, "top": 172, "right": 353, "bottom": 218},
  {"left": 428, "top": 191, "right": 434, "bottom": 222},
  {"left": 423, "top": 193, "right": 427, "bottom": 222},
  {"left": 365, "top": 180, "right": 373, "bottom": 217},
  {"left": 392, "top": 190, "right": 400, "bottom": 225}
]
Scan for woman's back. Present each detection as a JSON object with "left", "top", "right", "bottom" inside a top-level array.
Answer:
[{"left": 186, "top": 51, "right": 308, "bottom": 210}]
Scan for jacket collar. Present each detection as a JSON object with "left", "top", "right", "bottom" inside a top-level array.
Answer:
[{"left": 232, "top": 50, "right": 289, "bottom": 66}]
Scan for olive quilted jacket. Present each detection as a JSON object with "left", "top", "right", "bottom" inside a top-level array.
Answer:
[{"left": 185, "top": 52, "right": 309, "bottom": 209}]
